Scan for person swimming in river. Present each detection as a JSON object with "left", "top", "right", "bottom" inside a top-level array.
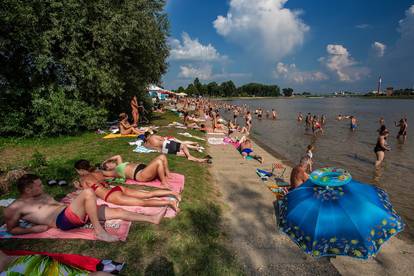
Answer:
[
  {"left": 312, "top": 116, "right": 323, "bottom": 135},
  {"left": 297, "top": 112, "right": 303, "bottom": 122},
  {"left": 272, "top": 109, "right": 277, "bottom": 120},
  {"left": 395, "top": 118, "right": 408, "bottom": 142},
  {"left": 374, "top": 126, "right": 391, "bottom": 167},
  {"left": 350, "top": 116, "right": 357, "bottom": 131},
  {"left": 305, "top": 113, "right": 312, "bottom": 129}
]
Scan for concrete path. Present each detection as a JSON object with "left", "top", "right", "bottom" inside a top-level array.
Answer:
[
  {"left": 207, "top": 133, "right": 414, "bottom": 275},
  {"left": 207, "top": 133, "right": 339, "bottom": 275}
]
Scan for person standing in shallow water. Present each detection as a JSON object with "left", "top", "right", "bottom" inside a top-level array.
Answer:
[
  {"left": 395, "top": 118, "right": 408, "bottom": 142},
  {"left": 374, "top": 126, "right": 391, "bottom": 167},
  {"left": 350, "top": 116, "right": 357, "bottom": 131}
]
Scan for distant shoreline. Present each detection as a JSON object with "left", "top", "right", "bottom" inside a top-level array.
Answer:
[{"left": 211, "top": 95, "right": 414, "bottom": 100}]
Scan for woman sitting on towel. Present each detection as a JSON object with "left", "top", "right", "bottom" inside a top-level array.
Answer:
[
  {"left": 183, "top": 112, "right": 200, "bottom": 129},
  {"left": 119, "top": 113, "right": 143, "bottom": 135},
  {"left": 75, "top": 159, "right": 180, "bottom": 212}
]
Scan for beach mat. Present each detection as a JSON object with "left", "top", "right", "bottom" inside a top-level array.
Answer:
[
  {"left": 2, "top": 250, "right": 124, "bottom": 274},
  {"left": 0, "top": 196, "right": 131, "bottom": 241},
  {"left": 208, "top": 137, "right": 225, "bottom": 145},
  {"left": 133, "top": 145, "right": 158, "bottom": 153},
  {"left": 103, "top": 133, "right": 137, "bottom": 139},
  {"left": 125, "top": 173, "right": 185, "bottom": 194}
]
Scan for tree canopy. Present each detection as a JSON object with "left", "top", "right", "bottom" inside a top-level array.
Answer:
[
  {"left": 177, "top": 79, "right": 282, "bottom": 98},
  {"left": 0, "top": 0, "right": 169, "bottom": 136}
]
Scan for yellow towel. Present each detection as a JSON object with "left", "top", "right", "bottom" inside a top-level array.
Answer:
[{"left": 103, "top": 133, "right": 137, "bottom": 139}]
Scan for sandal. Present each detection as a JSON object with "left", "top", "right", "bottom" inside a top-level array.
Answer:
[
  {"left": 47, "top": 180, "right": 57, "bottom": 186},
  {"left": 58, "top": 180, "right": 68, "bottom": 186}
]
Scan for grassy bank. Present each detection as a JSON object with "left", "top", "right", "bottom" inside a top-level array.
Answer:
[{"left": 0, "top": 112, "right": 243, "bottom": 275}]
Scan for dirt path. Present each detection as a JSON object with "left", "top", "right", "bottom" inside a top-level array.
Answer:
[{"left": 207, "top": 133, "right": 414, "bottom": 275}]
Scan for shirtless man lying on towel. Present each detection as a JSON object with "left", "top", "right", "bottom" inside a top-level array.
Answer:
[
  {"left": 143, "top": 132, "right": 211, "bottom": 163},
  {"left": 4, "top": 174, "right": 167, "bottom": 242}
]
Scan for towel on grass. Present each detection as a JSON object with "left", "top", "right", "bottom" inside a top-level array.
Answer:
[
  {"left": 2, "top": 250, "right": 124, "bottom": 274},
  {"left": 178, "top": 132, "right": 206, "bottom": 141},
  {"left": 125, "top": 173, "right": 185, "bottom": 193},
  {"left": 133, "top": 145, "right": 157, "bottom": 153},
  {"left": 207, "top": 137, "right": 225, "bottom": 145},
  {"left": 0, "top": 196, "right": 131, "bottom": 241},
  {"left": 103, "top": 133, "right": 137, "bottom": 139},
  {"left": 0, "top": 198, "right": 15, "bottom": 207}
]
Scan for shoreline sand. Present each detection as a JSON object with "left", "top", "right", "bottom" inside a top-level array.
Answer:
[{"left": 207, "top": 132, "right": 414, "bottom": 275}]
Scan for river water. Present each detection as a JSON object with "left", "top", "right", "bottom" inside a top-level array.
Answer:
[{"left": 222, "top": 97, "right": 414, "bottom": 242}]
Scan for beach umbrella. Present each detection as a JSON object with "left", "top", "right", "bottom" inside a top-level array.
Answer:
[{"left": 278, "top": 167, "right": 404, "bottom": 259}]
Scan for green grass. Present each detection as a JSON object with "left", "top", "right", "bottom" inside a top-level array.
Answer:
[{"left": 0, "top": 111, "right": 243, "bottom": 275}]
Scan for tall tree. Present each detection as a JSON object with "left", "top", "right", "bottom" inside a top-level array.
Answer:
[
  {"left": 282, "top": 88, "right": 294, "bottom": 97},
  {"left": 0, "top": 0, "right": 169, "bottom": 136}
]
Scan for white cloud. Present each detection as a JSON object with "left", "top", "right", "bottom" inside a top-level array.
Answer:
[
  {"left": 213, "top": 0, "right": 309, "bottom": 60},
  {"left": 398, "top": 5, "right": 414, "bottom": 40},
  {"left": 274, "top": 62, "right": 328, "bottom": 83},
  {"left": 169, "top": 32, "right": 225, "bottom": 61},
  {"left": 372, "top": 42, "right": 386, "bottom": 57},
  {"left": 179, "top": 65, "right": 213, "bottom": 80},
  {"left": 320, "top": 44, "right": 370, "bottom": 82},
  {"left": 179, "top": 64, "right": 250, "bottom": 81},
  {"left": 355, "top": 24, "right": 371, "bottom": 29}
]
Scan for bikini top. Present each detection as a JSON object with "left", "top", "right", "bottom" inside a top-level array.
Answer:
[
  {"left": 91, "top": 182, "right": 109, "bottom": 191},
  {"left": 115, "top": 162, "right": 129, "bottom": 178}
]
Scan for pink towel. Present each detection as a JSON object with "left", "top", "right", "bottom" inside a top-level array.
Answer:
[
  {"left": 223, "top": 137, "right": 240, "bottom": 148},
  {"left": 125, "top": 173, "right": 185, "bottom": 193},
  {"left": 0, "top": 194, "right": 131, "bottom": 241}
]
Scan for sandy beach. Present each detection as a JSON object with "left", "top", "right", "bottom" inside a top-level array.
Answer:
[{"left": 207, "top": 132, "right": 414, "bottom": 275}]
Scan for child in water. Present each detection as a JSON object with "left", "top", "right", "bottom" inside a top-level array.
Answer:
[{"left": 305, "top": 145, "right": 314, "bottom": 172}]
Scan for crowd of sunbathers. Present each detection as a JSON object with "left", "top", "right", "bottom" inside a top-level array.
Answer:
[{"left": 2, "top": 95, "right": 314, "bottom": 274}]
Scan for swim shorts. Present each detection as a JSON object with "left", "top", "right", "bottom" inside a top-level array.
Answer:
[
  {"left": 56, "top": 205, "right": 106, "bottom": 230},
  {"left": 162, "top": 140, "right": 181, "bottom": 155},
  {"left": 241, "top": 148, "right": 253, "bottom": 154}
]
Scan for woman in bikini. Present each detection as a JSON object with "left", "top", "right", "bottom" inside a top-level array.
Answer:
[
  {"left": 74, "top": 159, "right": 180, "bottom": 211},
  {"left": 374, "top": 126, "right": 391, "bottom": 167},
  {"left": 100, "top": 154, "right": 171, "bottom": 188},
  {"left": 119, "top": 113, "right": 143, "bottom": 135}
]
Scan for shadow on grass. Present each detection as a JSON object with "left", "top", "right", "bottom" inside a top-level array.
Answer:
[
  {"left": 166, "top": 202, "right": 242, "bottom": 275},
  {"left": 145, "top": 256, "right": 175, "bottom": 276}
]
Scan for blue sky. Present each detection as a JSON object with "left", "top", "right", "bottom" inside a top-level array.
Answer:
[{"left": 163, "top": 0, "right": 414, "bottom": 93}]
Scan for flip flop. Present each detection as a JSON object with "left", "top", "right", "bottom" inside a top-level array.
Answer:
[
  {"left": 58, "top": 180, "right": 68, "bottom": 186},
  {"left": 47, "top": 180, "right": 57, "bottom": 186}
]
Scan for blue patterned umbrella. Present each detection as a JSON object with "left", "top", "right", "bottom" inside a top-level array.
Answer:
[{"left": 278, "top": 167, "right": 404, "bottom": 259}]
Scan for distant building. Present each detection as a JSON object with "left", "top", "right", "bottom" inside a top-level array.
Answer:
[{"left": 386, "top": 87, "right": 394, "bottom": 96}]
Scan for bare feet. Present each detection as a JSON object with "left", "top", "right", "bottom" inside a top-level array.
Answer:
[
  {"left": 169, "top": 199, "right": 180, "bottom": 213},
  {"left": 172, "top": 192, "right": 182, "bottom": 202},
  {"left": 160, "top": 182, "right": 172, "bottom": 190},
  {"left": 151, "top": 207, "right": 168, "bottom": 224},
  {"left": 95, "top": 231, "right": 119, "bottom": 242}
]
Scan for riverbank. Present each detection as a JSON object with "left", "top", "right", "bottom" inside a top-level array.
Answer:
[
  {"left": 206, "top": 130, "right": 414, "bottom": 275},
  {"left": 0, "top": 112, "right": 243, "bottom": 275}
]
